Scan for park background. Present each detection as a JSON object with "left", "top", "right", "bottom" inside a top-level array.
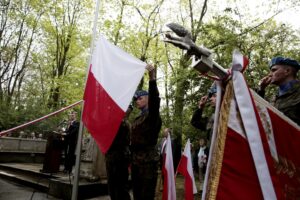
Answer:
[{"left": 1, "top": 0, "right": 300, "bottom": 152}]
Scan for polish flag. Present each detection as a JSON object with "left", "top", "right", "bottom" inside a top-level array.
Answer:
[
  {"left": 176, "top": 139, "right": 197, "bottom": 200},
  {"left": 162, "top": 134, "right": 176, "bottom": 200},
  {"left": 82, "top": 35, "right": 146, "bottom": 153}
]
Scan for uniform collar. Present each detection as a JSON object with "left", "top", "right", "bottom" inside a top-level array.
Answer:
[
  {"left": 278, "top": 80, "right": 299, "bottom": 96},
  {"left": 140, "top": 107, "right": 148, "bottom": 116}
]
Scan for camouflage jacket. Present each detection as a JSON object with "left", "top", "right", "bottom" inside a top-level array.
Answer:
[
  {"left": 131, "top": 80, "right": 162, "bottom": 164},
  {"left": 274, "top": 81, "right": 300, "bottom": 126}
]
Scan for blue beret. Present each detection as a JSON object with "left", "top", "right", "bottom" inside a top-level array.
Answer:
[
  {"left": 208, "top": 83, "right": 217, "bottom": 97},
  {"left": 134, "top": 90, "right": 148, "bottom": 99},
  {"left": 269, "top": 57, "right": 300, "bottom": 70}
]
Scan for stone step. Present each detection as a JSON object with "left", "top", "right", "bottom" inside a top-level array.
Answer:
[
  {"left": 0, "top": 163, "right": 58, "bottom": 178},
  {"left": 0, "top": 163, "right": 108, "bottom": 200},
  {"left": 0, "top": 163, "right": 51, "bottom": 192}
]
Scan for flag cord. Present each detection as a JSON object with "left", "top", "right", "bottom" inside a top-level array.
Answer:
[
  {"left": 71, "top": 0, "right": 101, "bottom": 199},
  {"left": 0, "top": 100, "right": 83, "bottom": 137}
]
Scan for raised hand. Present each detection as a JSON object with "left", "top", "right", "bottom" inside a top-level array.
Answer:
[
  {"left": 259, "top": 74, "right": 272, "bottom": 91},
  {"left": 146, "top": 64, "right": 156, "bottom": 80},
  {"left": 198, "top": 96, "right": 208, "bottom": 109}
]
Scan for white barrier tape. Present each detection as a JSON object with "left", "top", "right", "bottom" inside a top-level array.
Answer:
[{"left": 0, "top": 100, "right": 83, "bottom": 137}]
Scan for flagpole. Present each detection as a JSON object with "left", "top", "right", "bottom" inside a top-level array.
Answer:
[{"left": 71, "top": 0, "right": 101, "bottom": 199}]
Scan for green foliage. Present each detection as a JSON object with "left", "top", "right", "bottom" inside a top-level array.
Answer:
[
  {"left": 1, "top": 0, "right": 300, "bottom": 145},
  {"left": 0, "top": 0, "right": 90, "bottom": 135}
]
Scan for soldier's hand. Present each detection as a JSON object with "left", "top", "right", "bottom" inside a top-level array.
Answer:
[
  {"left": 259, "top": 74, "right": 272, "bottom": 91},
  {"left": 146, "top": 64, "right": 156, "bottom": 80},
  {"left": 199, "top": 96, "right": 208, "bottom": 109}
]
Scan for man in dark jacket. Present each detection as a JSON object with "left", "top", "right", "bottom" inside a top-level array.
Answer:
[
  {"left": 131, "top": 64, "right": 162, "bottom": 200},
  {"left": 191, "top": 84, "right": 217, "bottom": 141},
  {"left": 105, "top": 105, "right": 132, "bottom": 200},
  {"left": 258, "top": 56, "right": 300, "bottom": 125},
  {"left": 64, "top": 111, "right": 79, "bottom": 173}
]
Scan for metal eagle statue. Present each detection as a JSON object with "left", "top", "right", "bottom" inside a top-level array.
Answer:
[{"left": 164, "top": 23, "right": 228, "bottom": 80}]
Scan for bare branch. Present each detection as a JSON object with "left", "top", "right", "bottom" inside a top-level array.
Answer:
[
  {"left": 209, "top": 10, "right": 283, "bottom": 49},
  {"left": 194, "top": 0, "right": 208, "bottom": 41}
]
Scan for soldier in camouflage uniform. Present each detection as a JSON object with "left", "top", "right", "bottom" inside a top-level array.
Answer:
[
  {"left": 131, "top": 64, "right": 162, "bottom": 200},
  {"left": 258, "top": 56, "right": 300, "bottom": 125}
]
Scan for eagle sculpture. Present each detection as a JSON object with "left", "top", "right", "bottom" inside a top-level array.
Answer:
[
  {"left": 164, "top": 23, "right": 228, "bottom": 80},
  {"left": 164, "top": 23, "right": 212, "bottom": 58}
]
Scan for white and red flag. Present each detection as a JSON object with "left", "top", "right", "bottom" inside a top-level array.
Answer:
[
  {"left": 82, "top": 35, "right": 146, "bottom": 153},
  {"left": 162, "top": 134, "right": 176, "bottom": 200},
  {"left": 176, "top": 139, "right": 197, "bottom": 200}
]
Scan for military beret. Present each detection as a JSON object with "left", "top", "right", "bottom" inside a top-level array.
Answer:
[
  {"left": 269, "top": 56, "right": 300, "bottom": 70},
  {"left": 208, "top": 83, "right": 217, "bottom": 97},
  {"left": 134, "top": 90, "right": 148, "bottom": 100}
]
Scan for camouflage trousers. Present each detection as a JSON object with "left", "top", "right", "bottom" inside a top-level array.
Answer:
[
  {"left": 105, "top": 158, "right": 131, "bottom": 200},
  {"left": 131, "top": 162, "right": 158, "bottom": 200}
]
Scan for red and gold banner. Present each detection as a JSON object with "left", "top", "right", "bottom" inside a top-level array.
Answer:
[{"left": 203, "top": 51, "right": 300, "bottom": 200}]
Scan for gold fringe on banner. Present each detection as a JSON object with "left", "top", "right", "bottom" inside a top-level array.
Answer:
[{"left": 205, "top": 81, "right": 234, "bottom": 200}]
